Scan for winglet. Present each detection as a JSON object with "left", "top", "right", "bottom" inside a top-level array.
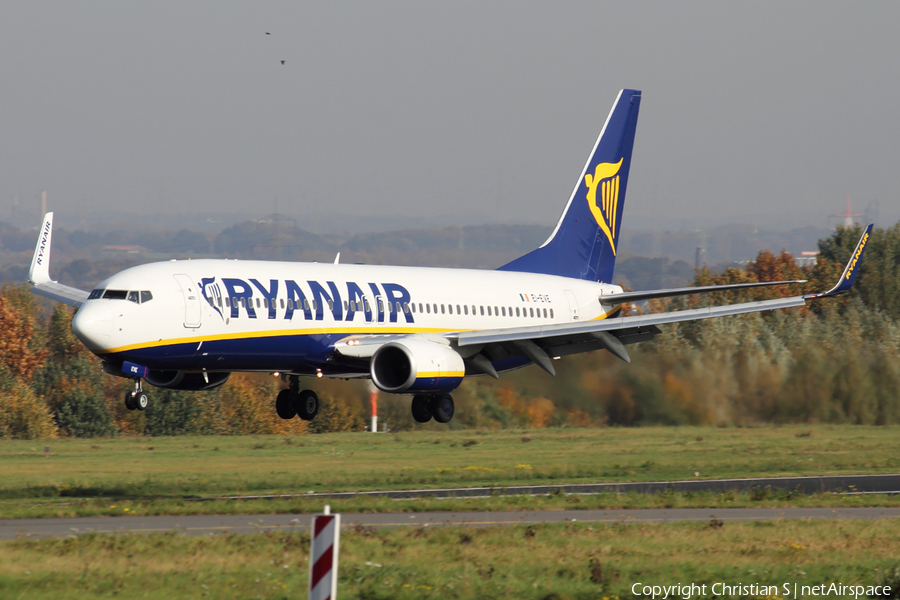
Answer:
[
  {"left": 29, "top": 212, "right": 54, "bottom": 285},
  {"left": 805, "top": 223, "right": 873, "bottom": 300}
]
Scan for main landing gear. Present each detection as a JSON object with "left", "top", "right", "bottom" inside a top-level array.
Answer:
[
  {"left": 411, "top": 394, "right": 455, "bottom": 424},
  {"left": 125, "top": 380, "right": 148, "bottom": 411},
  {"left": 275, "top": 375, "right": 320, "bottom": 421}
]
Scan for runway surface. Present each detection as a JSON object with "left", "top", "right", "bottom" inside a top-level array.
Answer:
[
  {"left": 4, "top": 507, "right": 900, "bottom": 540},
  {"left": 188, "top": 473, "right": 900, "bottom": 502}
]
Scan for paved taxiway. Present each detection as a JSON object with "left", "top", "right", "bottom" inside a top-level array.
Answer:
[
  {"left": 4, "top": 507, "right": 900, "bottom": 540},
  {"left": 190, "top": 474, "right": 900, "bottom": 502}
]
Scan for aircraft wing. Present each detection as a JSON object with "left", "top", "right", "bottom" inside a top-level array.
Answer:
[
  {"left": 28, "top": 212, "right": 90, "bottom": 308},
  {"left": 600, "top": 279, "right": 806, "bottom": 304},
  {"left": 452, "top": 224, "right": 873, "bottom": 373},
  {"left": 31, "top": 281, "right": 89, "bottom": 307}
]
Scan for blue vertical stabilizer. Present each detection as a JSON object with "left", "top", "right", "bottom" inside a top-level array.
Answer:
[{"left": 498, "top": 89, "right": 641, "bottom": 282}]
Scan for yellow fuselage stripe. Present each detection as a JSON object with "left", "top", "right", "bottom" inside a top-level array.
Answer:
[{"left": 99, "top": 303, "right": 625, "bottom": 355}]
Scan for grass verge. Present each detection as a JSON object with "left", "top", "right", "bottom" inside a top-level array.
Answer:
[
  {"left": 1, "top": 519, "right": 899, "bottom": 599},
  {"left": 2, "top": 425, "right": 898, "bottom": 519}
]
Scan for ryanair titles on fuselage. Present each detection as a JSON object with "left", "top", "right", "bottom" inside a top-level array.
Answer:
[{"left": 199, "top": 277, "right": 415, "bottom": 323}]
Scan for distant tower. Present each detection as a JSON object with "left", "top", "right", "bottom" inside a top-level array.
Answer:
[
  {"left": 829, "top": 195, "right": 861, "bottom": 229},
  {"left": 694, "top": 229, "right": 706, "bottom": 269}
]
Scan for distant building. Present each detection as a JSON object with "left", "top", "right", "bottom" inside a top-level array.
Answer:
[
  {"left": 254, "top": 213, "right": 297, "bottom": 227},
  {"left": 795, "top": 250, "right": 819, "bottom": 267}
]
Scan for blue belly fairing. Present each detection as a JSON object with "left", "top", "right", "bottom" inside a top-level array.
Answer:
[
  {"left": 102, "top": 332, "right": 349, "bottom": 373},
  {"left": 99, "top": 333, "right": 534, "bottom": 379}
]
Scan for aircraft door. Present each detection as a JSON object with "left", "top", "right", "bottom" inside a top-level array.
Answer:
[
  {"left": 174, "top": 274, "right": 202, "bottom": 328},
  {"left": 564, "top": 289, "right": 579, "bottom": 321}
]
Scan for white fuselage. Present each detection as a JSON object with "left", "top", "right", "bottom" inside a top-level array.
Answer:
[{"left": 72, "top": 259, "right": 624, "bottom": 376}]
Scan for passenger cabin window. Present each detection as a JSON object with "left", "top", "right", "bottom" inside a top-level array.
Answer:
[
  {"left": 440, "top": 304, "right": 445, "bottom": 314},
  {"left": 480, "top": 306, "right": 484, "bottom": 315},
  {"left": 464, "top": 305, "right": 468, "bottom": 315},
  {"left": 426, "top": 304, "right": 431, "bottom": 314},
  {"left": 550, "top": 308, "right": 554, "bottom": 319},
  {"left": 88, "top": 289, "right": 104, "bottom": 300},
  {"left": 418, "top": 303, "right": 423, "bottom": 313},
  {"left": 501, "top": 307, "right": 506, "bottom": 317}
]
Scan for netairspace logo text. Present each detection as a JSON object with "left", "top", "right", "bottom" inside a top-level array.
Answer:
[{"left": 631, "top": 582, "right": 891, "bottom": 599}]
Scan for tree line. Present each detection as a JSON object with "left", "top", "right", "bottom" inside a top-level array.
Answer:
[{"left": 0, "top": 223, "right": 898, "bottom": 438}]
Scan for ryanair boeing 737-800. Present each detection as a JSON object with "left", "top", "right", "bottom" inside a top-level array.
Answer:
[{"left": 28, "top": 90, "right": 872, "bottom": 424}]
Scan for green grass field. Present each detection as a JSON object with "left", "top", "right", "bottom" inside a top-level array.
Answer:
[
  {"left": 2, "top": 520, "right": 899, "bottom": 599},
  {"left": 2, "top": 425, "right": 899, "bottom": 519}
]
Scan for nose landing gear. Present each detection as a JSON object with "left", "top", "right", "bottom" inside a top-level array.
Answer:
[
  {"left": 275, "top": 375, "right": 319, "bottom": 421},
  {"left": 410, "top": 394, "right": 455, "bottom": 424},
  {"left": 124, "top": 380, "right": 148, "bottom": 411}
]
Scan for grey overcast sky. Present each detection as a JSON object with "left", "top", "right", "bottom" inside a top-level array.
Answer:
[{"left": 1, "top": 2, "right": 898, "bottom": 232}]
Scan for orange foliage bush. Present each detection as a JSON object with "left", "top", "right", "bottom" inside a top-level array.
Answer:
[
  {"left": 218, "top": 374, "right": 307, "bottom": 435},
  {"left": 0, "top": 378, "right": 58, "bottom": 439},
  {"left": 0, "top": 295, "right": 46, "bottom": 379},
  {"left": 496, "top": 387, "right": 556, "bottom": 428}
]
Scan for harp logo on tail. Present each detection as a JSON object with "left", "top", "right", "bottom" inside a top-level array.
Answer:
[{"left": 585, "top": 158, "right": 623, "bottom": 255}]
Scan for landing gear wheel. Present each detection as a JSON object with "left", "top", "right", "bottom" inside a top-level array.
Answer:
[
  {"left": 275, "top": 389, "right": 296, "bottom": 420},
  {"left": 431, "top": 394, "right": 454, "bottom": 424},
  {"left": 295, "top": 390, "right": 319, "bottom": 421},
  {"left": 135, "top": 393, "right": 149, "bottom": 411},
  {"left": 127, "top": 380, "right": 147, "bottom": 411},
  {"left": 411, "top": 395, "right": 433, "bottom": 423}
]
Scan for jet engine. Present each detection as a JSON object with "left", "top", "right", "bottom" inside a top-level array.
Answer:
[
  {"left": 370, "top": 339, "right": 465, "bottom": 394},
  {"left": 143, "top": 370, "right": 231, "bottom": 391}
]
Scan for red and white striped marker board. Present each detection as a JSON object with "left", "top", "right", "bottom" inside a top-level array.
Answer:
[{"left": 309, "top": 509, "right": 340, "bottom": 600}]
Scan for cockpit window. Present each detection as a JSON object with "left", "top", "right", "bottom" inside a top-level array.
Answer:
[{"left": 96, "top": 289, "right": 153, "bottom": 303}]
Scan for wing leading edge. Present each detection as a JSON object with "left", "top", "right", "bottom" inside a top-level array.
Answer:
[{"left": 454, "top": 225, "right": 874, "bottom": 365}]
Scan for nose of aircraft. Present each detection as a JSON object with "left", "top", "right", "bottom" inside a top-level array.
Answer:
[{"left": 71, "top": 303, "right": 113, "bottom": 351}]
